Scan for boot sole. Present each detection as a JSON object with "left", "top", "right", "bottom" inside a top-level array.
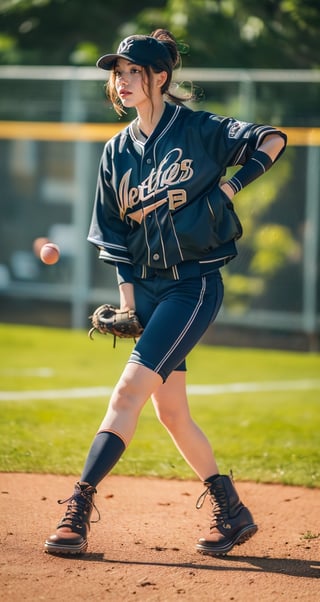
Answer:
[
  {"left": 196, "top": 523, "right": 258, "bottom": 556},
  {"left": 44, "top": 539, "right": 88, "bottom": 555}
]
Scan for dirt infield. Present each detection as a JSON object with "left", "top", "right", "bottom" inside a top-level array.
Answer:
[{"left": 1, "top": 474, "right": 319, "bottom": 601}]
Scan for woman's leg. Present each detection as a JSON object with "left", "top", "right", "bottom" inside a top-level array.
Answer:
[
  {"left": 151, "top": 371, "right": 219, "bottom": 480},
  {"left": 79, "top": 362, "right": 162, "bottom": 486},
  {"left": 152, "top": 372, "right": 258, "bottom": 557},
  {"left": 81, "top": 271, "right": 223, "bottom": 487},
  {"left": 98, "top": 362, "right": 162, "bottom": 441},
  {"left": 45, "top": 363, "right": 162, "bottom": 555},
  {"left": 132, "top": 272, "right": 224, "bottom": 382}
]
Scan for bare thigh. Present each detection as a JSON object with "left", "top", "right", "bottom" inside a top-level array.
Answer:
[{"left": 98, "top": 362, "right": 163, "bottom": 444}]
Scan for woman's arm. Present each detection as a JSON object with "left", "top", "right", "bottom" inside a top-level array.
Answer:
[
  {"left": 257, "top": 132, "right": 287, "bottom": 161},
  {"left": 221, "top": 133, "right": 286, "bottom": 199},
  {"left": 119, "top": 282, "right": 136, "bottom": 311}
]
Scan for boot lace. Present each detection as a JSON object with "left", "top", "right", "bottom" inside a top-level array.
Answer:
[
  {"left": 58, "top": 484, "right": 100, "bottom": 528},
  {"left": 196, "top": 480, "right": 229, "bottom": 530}
]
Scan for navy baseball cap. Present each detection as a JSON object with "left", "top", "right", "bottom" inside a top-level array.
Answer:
[{"left": 96, "top": 35, "right": 172, "bottom": 71}]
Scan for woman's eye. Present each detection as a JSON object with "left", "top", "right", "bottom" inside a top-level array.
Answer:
[{"left": 114, "top": 69, "right": 141, "bottom": 77}]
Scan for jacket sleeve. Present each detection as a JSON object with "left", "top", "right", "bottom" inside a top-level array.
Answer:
[
  {"left": 202, "top": 114, "right": 287, "bottom": 170},
  {"left": 87, "top": 146, "right": 133, "bottom": 268}
]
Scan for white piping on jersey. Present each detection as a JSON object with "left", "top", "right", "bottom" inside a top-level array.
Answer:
[
  {"left": 150, "top": 106, "right": 182, "bottom": 270},
  {"left": 129, "top": 122, "right": 146, "bottom": 148},
  {"left": 152, "top": 106, "right": 181, "bottom": 149},
  {"left": 98, "top": 249, "right": 132, "bottom": 264},
  {"left": 232, "top": 143, "right": 248, "bottom": 166},
  {"left": 255, "top": 126, "right": 278, "bottom": 148},
  {"left": 128, "top": 105, "right": 182, "bottom": 269},
  {"left": 171, "top": 264, "right": 179, "bottom": 279},
  {"left": 129, "top": 105, "right": 180, "bottom": 148},
  {"left": 154, "top": 275, "right": 207, "bottom": 374},
  {"left": 87, "top": 237, "right": 127, "bottom": 254},
  {"left": 141, "top": 214, "right": 152, "bottom": 266},
  {"left": 168, "top": 212, "right": 184, "bottom": 263},
  {"left": 231, "top": 125, "right": 278, "bottom": 167},
  {"left": 87, "top": 237, "right": 132, "bottom": 264},
  {"left": 199, "top": 255, "right": 230, "bottom": 265},
  {"left": 154, "top": 208, "right": 168, "bottom": 268}
]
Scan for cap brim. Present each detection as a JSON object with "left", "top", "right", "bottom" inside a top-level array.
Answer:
[
  {"left": 96, "top": 52, "right": 155, "bottom": 70},
  {"left": 97, "top": 53, "right": 144, "bottom": 70},
  {"left": 96, "top": 54, "right": 121, "bottom": 70}
]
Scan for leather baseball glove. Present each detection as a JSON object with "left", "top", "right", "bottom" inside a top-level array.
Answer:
[{"left": 88, "top": 304, "right": 144, "bottom": 347}]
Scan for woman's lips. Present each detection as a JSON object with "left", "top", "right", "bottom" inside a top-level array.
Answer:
[{"left": 119, "top": 89, "right": 132, "bottom": 98}]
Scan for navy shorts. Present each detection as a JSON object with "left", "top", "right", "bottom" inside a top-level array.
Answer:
[{"left": 129, "top": 270, "right": 224, "bottom": 382}]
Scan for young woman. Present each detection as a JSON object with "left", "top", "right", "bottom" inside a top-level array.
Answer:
[{"left": 45, "top": 29, "right": 287, "bottom": 557}]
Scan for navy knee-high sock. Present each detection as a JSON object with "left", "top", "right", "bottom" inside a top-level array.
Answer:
[{"left": 80, "top": 430, "right": 126, "bottom": 487}]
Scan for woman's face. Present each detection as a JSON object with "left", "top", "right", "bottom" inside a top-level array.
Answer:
[{"left": 114, "top": 58, "right": 165, "bottom": 111}]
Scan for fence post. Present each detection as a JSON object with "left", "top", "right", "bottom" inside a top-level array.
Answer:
[
  {"left": 71, "top": 141, "right": 92, "bottom": 329},
  {"left": 303, "top": 144, "right": 320, "bottom": 350},
  {"left": 238, "top": 77, "right": 256, "bottom": 121}
]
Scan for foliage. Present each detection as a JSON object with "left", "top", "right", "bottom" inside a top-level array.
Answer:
[
  {"left": 219, "top": 150, "right": 297, "bottom": 312},
  {"left": 139, "top": 0, "right": 320, "bottom": 68},
  {"left": 0, "top": 0, "right": 166, "bottom": 65},
  {"left": 0, "top": 324, "right": 319, "bottom": 487},
  {"left": 0, "top": 0, "right": 320, "bottom": 68}
]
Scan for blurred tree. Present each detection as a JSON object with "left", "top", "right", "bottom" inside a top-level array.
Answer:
[
  {"left": 0, "top": 0, "right": 319, "bottom": 68},
  {"left": 243, "top": 0, "right": 320, "bottom": 68},
  {"left": 138, "top": 0, "right": 320, "bottom": 68},
  {"left": 0, "top": 0, "right": 166, "bottom": 65}
]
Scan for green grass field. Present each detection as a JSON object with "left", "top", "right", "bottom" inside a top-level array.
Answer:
[{"left": 0, "top": 323, "right": 319, "bottom": 487}]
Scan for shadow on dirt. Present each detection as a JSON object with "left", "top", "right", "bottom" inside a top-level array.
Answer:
[{"left": 67, "top": 552, "right": 320, "bottom": 579}]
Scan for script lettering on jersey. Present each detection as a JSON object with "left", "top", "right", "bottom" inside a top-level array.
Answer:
[{"left": 118, "top": 148, "right": 193, "bottom": 221}]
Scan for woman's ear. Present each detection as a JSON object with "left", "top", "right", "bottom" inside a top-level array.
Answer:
[{"left": 155, "top": 70, "right": 168, "bottom": 88}]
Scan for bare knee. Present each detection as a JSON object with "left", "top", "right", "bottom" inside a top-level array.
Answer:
[
  {"left": 152, "top": 371, "right": 191, "bottom": 432},
  {"left": 109, "top": 380, "right": 143, "bottom": 415},
  {"left": 109, "top": 363, "right": 161, "bottom": 415},
  {"left": 155, "top": 404, "right": 191, "bottom": 433}
]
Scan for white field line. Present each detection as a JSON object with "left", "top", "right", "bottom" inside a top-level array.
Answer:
[
  {"left": 1, "top": 379, "right": 320, "bottom": 401},
  {"left": 0, "top": 368, "right": 55, "bottom": 377}
]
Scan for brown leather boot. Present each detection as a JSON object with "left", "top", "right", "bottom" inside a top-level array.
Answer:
[
  {"left": 44, "top": 482, "right": 99, "bottom": 555},
  {"left": 196, "top": 473, "right": 257, "bottom": 555}
]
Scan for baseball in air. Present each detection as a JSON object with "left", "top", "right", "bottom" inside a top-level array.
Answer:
[
  {"left": 33, "top": 237, "right": 50, "bottom": 258},
  {"left": 40, "top": 242, "right": 60, "bottom": 265}
]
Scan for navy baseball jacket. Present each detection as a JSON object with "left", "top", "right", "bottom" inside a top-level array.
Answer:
[{"left": 88, "top": 102, "right": 286, "bottom": 281}]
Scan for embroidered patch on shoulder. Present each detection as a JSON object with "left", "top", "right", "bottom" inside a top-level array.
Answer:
[{"left": 228, "top": 120, "right": 249, "bottom": 139}]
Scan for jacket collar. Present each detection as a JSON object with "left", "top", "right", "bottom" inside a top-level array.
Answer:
[{"left": 129, "top": 102, "right": 180, "bottom": 146}]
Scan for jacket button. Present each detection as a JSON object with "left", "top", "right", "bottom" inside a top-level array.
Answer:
[
  {"left": 152, "top": 253, "right": 160, "bottom": 261},
  {"left": 146, "top": 158, "right": 152, "bottom": 164}
]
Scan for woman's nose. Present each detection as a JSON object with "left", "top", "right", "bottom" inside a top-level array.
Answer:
[{"left": 118, "top": 73, "right": 128, "bottom": 84}]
